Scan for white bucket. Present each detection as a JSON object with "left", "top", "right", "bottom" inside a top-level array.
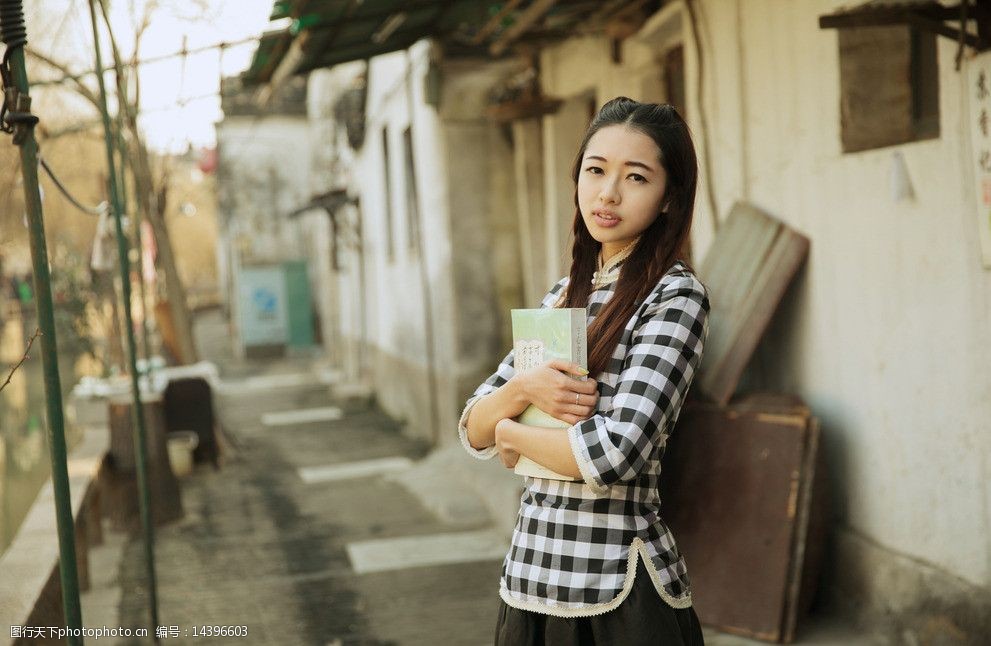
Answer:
[{"left": 166, "top": 431, "right": 200, "bottom": 478}]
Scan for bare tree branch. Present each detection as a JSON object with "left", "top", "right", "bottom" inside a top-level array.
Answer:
[
  {"left": 24, "top": 47, "right": 103, "bottom": 112},
  {"left": 98, "top": 0, "right": 130, "bottom": 107},
  {"left": 0, "top": 328, "right": 41, "bottom": 393},
  {"left": 39, "top": 119, "right": 104, "bottom": 141},
  {"left": 130, "top": 1, "right": 155, "bottom": 110}
]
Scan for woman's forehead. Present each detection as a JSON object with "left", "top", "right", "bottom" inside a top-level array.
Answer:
[{"left": 584, "top": 125, "right": 660, "bottom": 161}]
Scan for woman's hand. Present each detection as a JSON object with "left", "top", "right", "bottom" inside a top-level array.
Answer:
[
  {"left": 510, "top": 359, "right": 599, "bottom": 425},
  {"left": 495, "top": 418, "right": 520, "bottom": 469}
]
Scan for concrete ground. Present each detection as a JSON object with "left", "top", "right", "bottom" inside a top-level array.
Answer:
[{"left": 78, "top": 309, "right": 881, "bottom": 645}]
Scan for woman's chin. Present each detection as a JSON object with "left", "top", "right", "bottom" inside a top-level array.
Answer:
[{"left": 587, "top": 228, "right": 627, "bottom": 244}]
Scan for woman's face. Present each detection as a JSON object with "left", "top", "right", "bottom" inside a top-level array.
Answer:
[{"left": 577, "top": 125, "right": 668, "bottom": 258}]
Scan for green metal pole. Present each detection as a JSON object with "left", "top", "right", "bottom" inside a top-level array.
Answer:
[
  {"left": 86, "top": 0, "right": 160, "bottom": 634},
  {"left": 114, "top": 116, "right": 153, "bottom": 369},
  {"left": 1, "top": 6, "right": 84, "bottom": 645}
]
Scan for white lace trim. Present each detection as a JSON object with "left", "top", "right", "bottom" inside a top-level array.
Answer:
[
  {"left": 458, "top": 392, "right": 498, "bottom": 460},
  {"left": 591, "top": 236, "right": 641, "bottom": 288},
  {"left": 498, "top": 537, "right": 693, "bottom": 617},
  {"left": 567, "top": 423, "right": 608, "bottom": 495}
]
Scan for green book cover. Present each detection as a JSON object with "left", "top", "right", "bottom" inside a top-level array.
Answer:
[{"left": 511, "top": 307, "right": 588, "bottom": 481}]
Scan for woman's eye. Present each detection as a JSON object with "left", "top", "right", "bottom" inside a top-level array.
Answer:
[
  {"left": 628, "top": 174, "right": 646, "bottom": 183},
  {"left": 585, "top": 166, "right": 603, "bottom": 174}
]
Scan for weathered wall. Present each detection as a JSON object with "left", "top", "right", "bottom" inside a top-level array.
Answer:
[
  {"left": 216, "top": 115, "right": 313, "bottom": 263},
  {"left": 535, "top": 0, "right": 991, "bottom": 637},
  {"left": 351, "top": 44, "right": 521, "bottom": 444},
  {"left": 306, "top": 62, "right": 366, "bottom": 368},
  {"left": 709, "top": 1, "right": 991, "bottom": 635},
  {"left": 215, "top": 114, "right": 315, "bottom": 354}
]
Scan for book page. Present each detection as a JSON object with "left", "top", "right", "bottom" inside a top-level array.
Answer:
[{"left": 514, "top": 339, "right": 545, "bottom": 372}]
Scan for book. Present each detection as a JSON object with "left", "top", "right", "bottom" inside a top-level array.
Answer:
[{"left": 510, "top": 307, "right": 588, "bottom": 481}]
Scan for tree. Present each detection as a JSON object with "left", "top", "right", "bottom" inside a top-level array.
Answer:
[{"left": 26, "top": 0, "right": 200, "bottom": 364}]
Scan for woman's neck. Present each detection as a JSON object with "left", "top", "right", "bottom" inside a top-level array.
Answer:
[{"left": 598, "top": 237, "right": 640, "bottom": 269}]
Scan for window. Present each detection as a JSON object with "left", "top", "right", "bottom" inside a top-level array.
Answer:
[
  {"left": 402, "top": 127, "right": 421, "bottom": 254},
  {"left": 382, "top": 126, "right": 394, "bottom": 261},
  {"left": 837, "top": 25, "right": 939, "bottom": 152}
]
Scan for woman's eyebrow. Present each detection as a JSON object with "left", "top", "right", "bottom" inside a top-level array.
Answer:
[{"left": 585, "top": 154, "right": 655, "bottom": 173}]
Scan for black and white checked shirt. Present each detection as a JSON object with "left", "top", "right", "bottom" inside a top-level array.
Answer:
[{"left": 459, "top": 259, "right": 710, "bottom": 616}]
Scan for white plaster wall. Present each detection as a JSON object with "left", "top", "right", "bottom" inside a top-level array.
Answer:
[
  {"left": 216, "top": 115, "right": 316, "bottom": 354},
  {"left": 353, "top": 42, "right": 524, "bottom": 442},
  {"left": 707, "top": 0, "right": 991, "bottom": 588},
  {"left": 306, "top": 63, "right": 367, "bottom": 367},
  {"left": 356, "top": 42, "right": 460, "bottom": 439},
  {"left": 215, "top": 116, "right": 313, "bottom": 263},
  {"left": 535, "top": 0, "right": 991, "bottom": 590},
  {"left": 433, "top": 55, "right": 525, "bottom": 411},
  {"left": 360, "top": 45, "right": 446, "bottom": 363}
]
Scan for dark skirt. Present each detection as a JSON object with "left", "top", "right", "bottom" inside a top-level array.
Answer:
[{"left": 494, "top": 558, "right": 705, "bottom": 646}]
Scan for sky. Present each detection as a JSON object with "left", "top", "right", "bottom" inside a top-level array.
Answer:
[{"left": 27, "top": 0, "right": 279, "bottom": 153}]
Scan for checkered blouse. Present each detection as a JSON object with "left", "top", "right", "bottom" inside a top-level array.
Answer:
[{"left": 458, "top": 259, "right": 710, "bottom": 617}]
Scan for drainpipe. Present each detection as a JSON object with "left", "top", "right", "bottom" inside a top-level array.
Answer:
[{"left": 405, "top": 48, "right": 442, "bottom": 444}]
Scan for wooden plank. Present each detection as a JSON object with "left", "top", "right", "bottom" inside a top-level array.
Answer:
[
  {"left": 782, "top": 416, "right": 821, "bottom": 642},
  {"left": 838, "top": 26, "right": 912, "bottom": 153},
  {"left": 819, "top": 3, "right": 958, "bottom": 30},
  {"left": 470, "top": 0, "right": 524, "bottom": 44},
  {"left": 486, "top": 95, "right": 562, "bottom": 122},
  {"left": 489, "top": 0, "right": 558, "bottom": 56},
  {"left": 694, "top": 211, "right": 763, "bottom": 386},
  {"left": 696, "top": 202, "right": 810, "bottom": 406},
  {"left": 712, "top": 227, "right": 809, "bottom": 401},
  {"left": 660, "top": 395, "right": 816, "bottom": 641}
]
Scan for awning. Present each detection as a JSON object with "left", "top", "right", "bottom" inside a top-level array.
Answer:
[
  {"left": 242, "top": 28, "right": 294, "bottom": 84},
  {"left": 243, "top": 0, "right": 492, "bottom": 85},
  {"left": 242, "top": 1, "right": 660, "bottom": 86},
  {"left": 818, "top": 0, "right": 990, "bottom": 52}
]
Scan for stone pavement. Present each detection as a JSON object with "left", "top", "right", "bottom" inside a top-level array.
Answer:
[{"left": 77, "top": 309, "right": 879, "bottom": 646}]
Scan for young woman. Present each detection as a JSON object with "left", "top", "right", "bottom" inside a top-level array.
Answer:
[{"left": 459, "top": 97, "right": 710, "bottom": 645}]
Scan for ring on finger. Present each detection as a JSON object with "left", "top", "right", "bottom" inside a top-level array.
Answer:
[{"left": 575, "top": 392, "right": 580, "bottom": 405}]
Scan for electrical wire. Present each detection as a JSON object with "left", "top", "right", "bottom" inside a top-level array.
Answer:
[
  {"left": 37, "top": 152, "right": 108, "bottom": 215},
  {"left": 30, "top": 35, "right": 262, "bottom": 89}
]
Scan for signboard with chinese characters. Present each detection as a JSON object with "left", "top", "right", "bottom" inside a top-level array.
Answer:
[{"left": 968, "top": 51, "right": 991, "bottom": 268}]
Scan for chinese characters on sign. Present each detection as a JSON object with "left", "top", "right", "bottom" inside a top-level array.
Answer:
[{"left": 968, "top": 51, "right": 991, "bottom": 268}]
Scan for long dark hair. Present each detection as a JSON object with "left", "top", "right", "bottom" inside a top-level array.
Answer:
[{"left": 560, "top": 97, "right": 699, "bottom": 377}]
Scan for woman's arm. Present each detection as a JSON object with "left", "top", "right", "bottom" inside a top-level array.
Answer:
[
  {"left": 566, "top": 276, "right": 709, "bottom": 493},
  {"left": 460, "top": 275, "right": 596, "bottom": 457},
  {"left": 463, "top": 361, "right": 598, "bottom": 451},
  {"left": 494, "top": 419, "right": 582, "bottom": 479},
  {"left": 463, "top": 380, "right": 529, "bottom": 451}
]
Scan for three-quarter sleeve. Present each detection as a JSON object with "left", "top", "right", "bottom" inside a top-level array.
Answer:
[
  {"left": 567, "top": 274, "right": 709, "bottom": 494},
  {"left": 458, "top": 276, "right": 570, "bottom": 459},
  {"left": 458, "top": 347, "right": 516, "bottom": 459}
]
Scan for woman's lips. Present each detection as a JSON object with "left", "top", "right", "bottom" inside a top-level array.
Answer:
[{"left": 593, "top": 212, "right": 622, "bottom": 228}]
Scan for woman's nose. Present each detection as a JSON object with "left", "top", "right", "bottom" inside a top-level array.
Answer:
[{"left": 598, "top": 178, "right": 620, "bottom": 203}]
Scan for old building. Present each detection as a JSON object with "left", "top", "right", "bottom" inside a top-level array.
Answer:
[
  {"left": 239, "top": 0, "right": 991, "bottom": 640},
  {"left": 216, "top": 74, "right": 322, "bottom": 358}
]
